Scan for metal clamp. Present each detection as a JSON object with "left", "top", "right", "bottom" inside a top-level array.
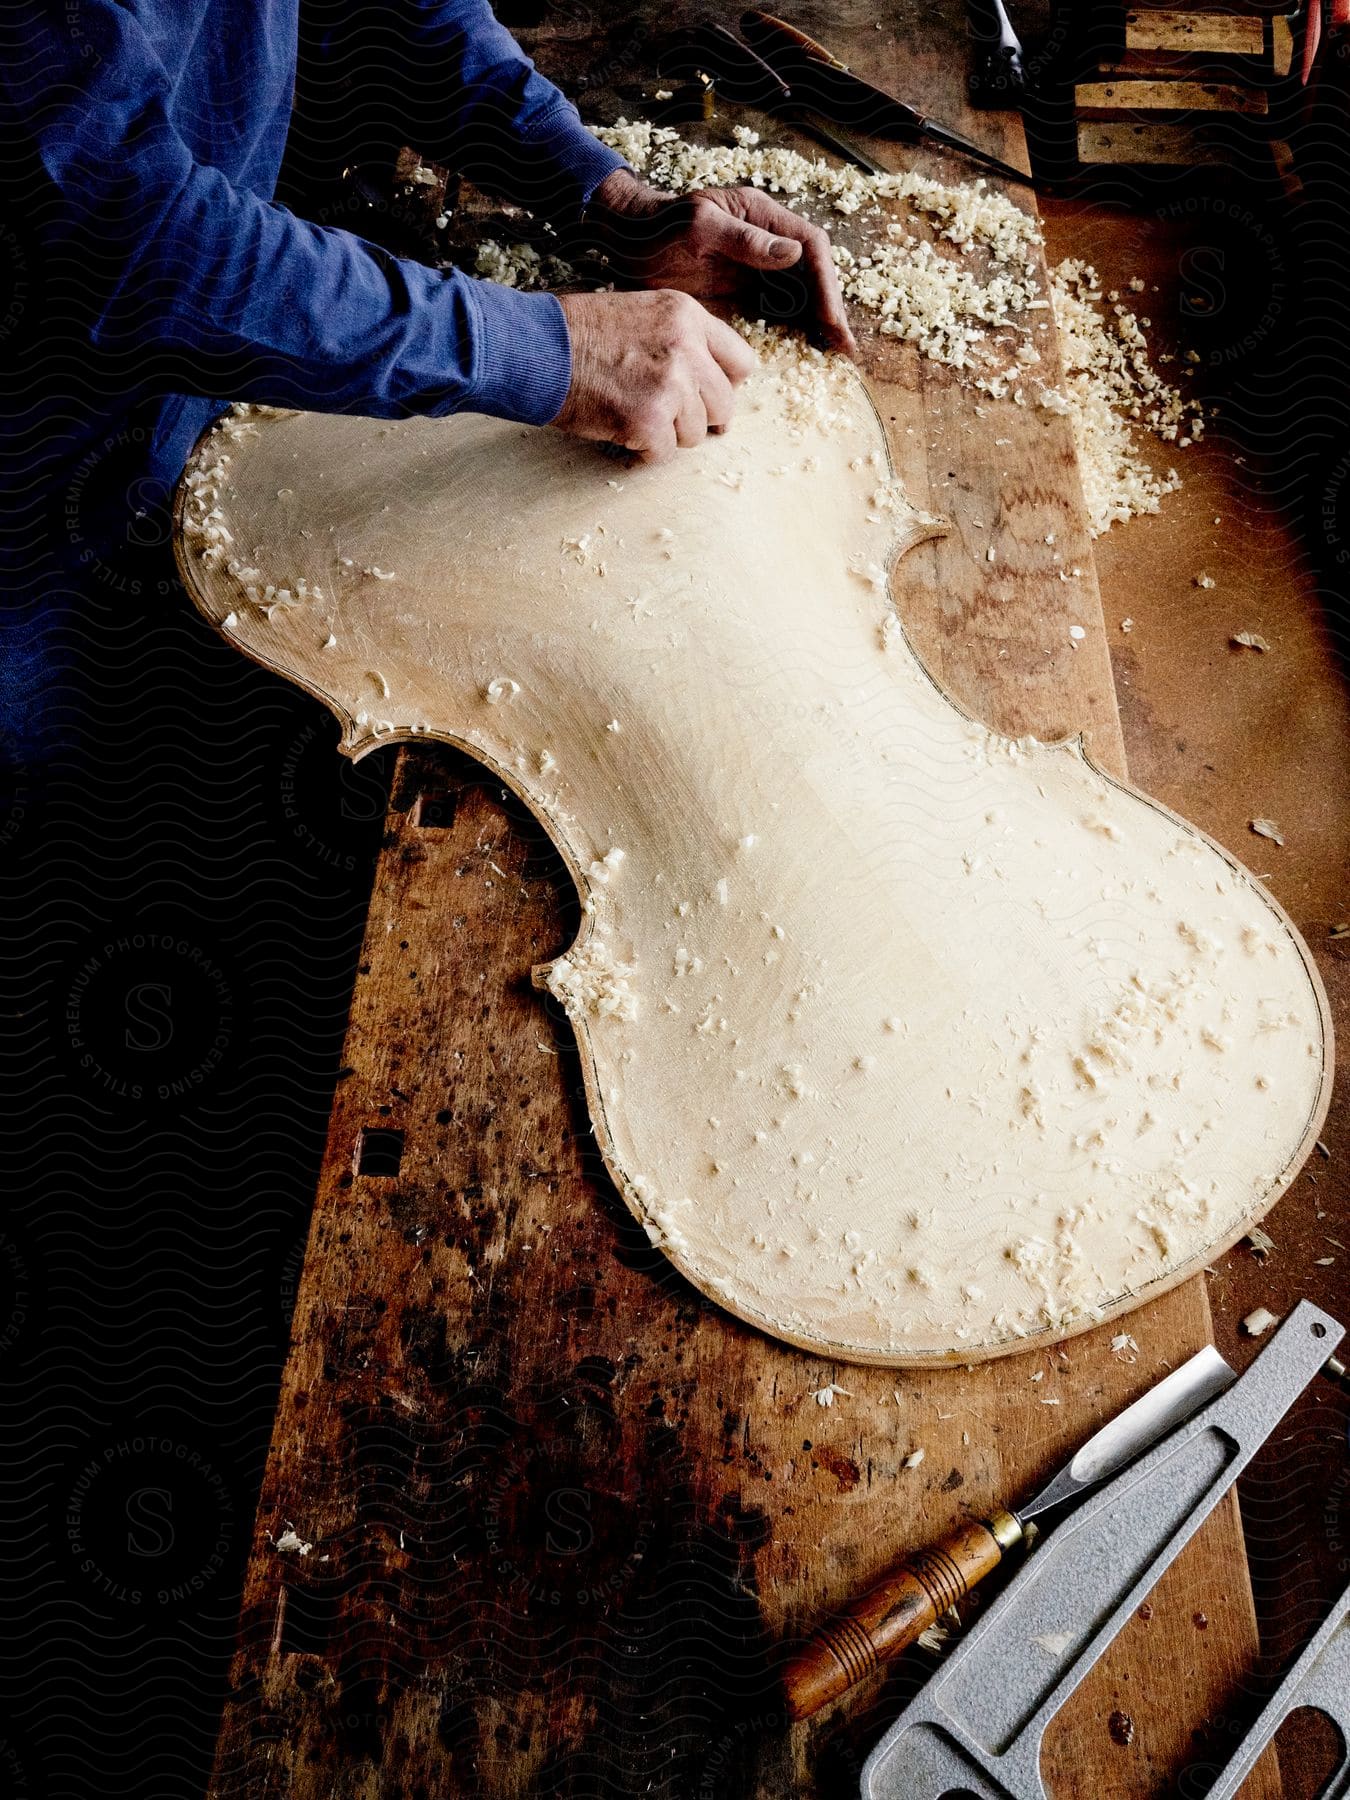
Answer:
[{"left": 861, "top": 1302, "right": 1346, "bottom": 1800}]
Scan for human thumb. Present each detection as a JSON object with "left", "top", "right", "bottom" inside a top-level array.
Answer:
[{"left": 714, "top": 215, "right": 803, "bottom": 270}]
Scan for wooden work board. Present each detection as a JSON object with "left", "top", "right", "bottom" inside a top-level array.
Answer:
[{"left": 208, "top": 5, "right": 1283, "bottom": 1794}]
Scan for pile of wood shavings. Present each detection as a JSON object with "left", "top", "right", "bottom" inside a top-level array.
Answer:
[
  {"left": 473, "top": 123, "right": 1199, "bottom": 535},
  {"left": 545, "top": 933, "right": 640, "bottom": 1022},
  {"left": 592, "top": 120, "right": 1040, "bottom": 259},
  {"left": 835, "top": 231, "right": 1042, "bottom": 370},
  {"left": 1045, "top": 261, "right": 1204, "bottom": 536},
  {"left": 474, "top": 239, "right": 576, "bottom": 290},
  {"left": 736, "top": 320, "right": 857, "bottom": 436}
]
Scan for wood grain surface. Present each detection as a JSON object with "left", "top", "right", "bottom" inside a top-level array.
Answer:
[
  {"left": 207, "top": 751, "right": 1278, "bottom": 1800},
  {"left": 207, "top": 4, "right": 1291, "bottom": 1794}
]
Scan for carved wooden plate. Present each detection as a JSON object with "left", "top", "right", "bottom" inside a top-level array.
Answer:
[{"left": 174, "top": 355, "right": 1331, "bottom": 1364}]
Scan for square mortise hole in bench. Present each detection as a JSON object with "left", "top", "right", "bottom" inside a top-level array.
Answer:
[
  {"left": 357, "top": 1126, "right": 404, "bottom": 1177},
  {"left": 280, "top": 1578, "right": 342, "bottom": 1657},
  {"left": 415, "top": 790, "right": 459, "bottom": 830}
]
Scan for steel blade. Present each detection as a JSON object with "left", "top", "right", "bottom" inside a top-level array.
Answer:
[
  {"left": 917, "top": 118, "right": 1035, "bottom": 186},
  {"left": 1020, "top": 1344, "right": 1237, "bottom": 1522}
]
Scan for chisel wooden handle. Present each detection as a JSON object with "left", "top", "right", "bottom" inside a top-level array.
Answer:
[
  {"left": 741, "top": 9, "right": 850, "bottom": 72},
  {"left": 781, "top": 1510, "right": 1023, "bottom": 1720},
  {"left": 741, "top": 9, "right": 930, "bottom": 137}
]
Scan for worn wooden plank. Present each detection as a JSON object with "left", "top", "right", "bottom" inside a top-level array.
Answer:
[
  {"left": 1124, "top": 11, "right": 1265, "bottom": 57},
  {"left": 1078, "top": 117, "right": 1248, "bottom": 164},
  {"left": 207, "top": 750, "right": 1278, "bottom": 1800},
  {"left": 208, "top": 4, "right": 1281, "bottom": 1795},
  {"left": 1076, "top": 77, "right": 1269, "bottom": 115},
  {"left": 1097, "top": 11, "right": 1274, "bottom": 80},
  {"left": 1048, "top": 191, "right": 1350, "bottom": 1800},
  {"left": 1098, "top": 49, "right": 1268, "bottom": 76},
  {"left": 1270, "top": 13, "right": 1295, "bottom": 79}
]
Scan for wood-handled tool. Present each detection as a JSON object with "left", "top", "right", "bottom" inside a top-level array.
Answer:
[
  {"left": 740, "top": 8, "right": 1035, "bottom": 186},
  {"left": 659, "top": 19, "right": 889, "bottom": 175},
  {"left": 657, "top": 22, "right": 793, "bottom": 108},
  {"left": 861, "top": 1304, "right": 1349, "bottom": 1799},
  {"left": 782, "top": 1345, "right": 1236, "bottom": 1719}
]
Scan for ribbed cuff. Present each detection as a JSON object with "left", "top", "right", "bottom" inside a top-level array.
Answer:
[
  {"left": 465, "top": 279, "right": 573, "bottom": 425},
  {"left": 515, "top": 101, "right": 631, "bottom": 213}
]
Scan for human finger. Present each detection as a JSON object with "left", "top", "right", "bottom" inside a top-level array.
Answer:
[
  {"left": 700, "top": 207, "right": 804, "bottom": 273},
  {"left": 734, "top": 197, "right": 857, "bottom": 355},
  {"left": 625, "top": 403, "right": 680, "bottom": 464},
  {"left": 696, "top": 352, "right": 737, "bottom": 433},
  {"left": 701, "top": 311, "right": 758, "bottom": 384},
  {"left": 673, "top": 384, "right": 709, "bottom": 449}
]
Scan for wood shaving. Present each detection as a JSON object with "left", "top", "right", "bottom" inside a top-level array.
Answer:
[
  {"left": 472, "top": 123, "right": 1197, "bottom": 540},
  {"left": 734, "top": 321, "right": 859, "bottom": 436},
  {"left": 1249, "top": 818, "right": 1284, "bottom": 846},
  {"left": 1046, "top": 261, "right": 1197, "bottom": 536},
  {"left": 1231, "top": 632, "right": 1270, "bottom": 652},
  {"left": 1246, "top": 1225, "right": 1276, "bottom": 1259},
  {"left": 545, "top": 936, "right": 639, "bottom": 1023},
  {"left": 473, "top": 239, "right": 576, "bottom": 290},
  {"left": 1242, "top": 1306, "right": 1278, "bottom": 1337},
  {"left": 588, "top": 847, "right": 626, "bottom": 883},
  {"left": 811, "top": 1382, "right": 851, "bottom": 1407}
]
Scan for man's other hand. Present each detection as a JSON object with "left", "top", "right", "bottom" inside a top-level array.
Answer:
[
  {"left": 584, "top": 170, "right": 857, "bottom": 359},
  {"left": 553, "top": 289, "right": 757, "bottom": 465}
]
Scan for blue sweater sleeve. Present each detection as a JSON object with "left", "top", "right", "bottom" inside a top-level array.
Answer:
[
  {"left": 313, "top": 0, "right": 630, "bottom": 215},
  {"left": 3, "top": 1, "right": 611, "bottom": 426}
]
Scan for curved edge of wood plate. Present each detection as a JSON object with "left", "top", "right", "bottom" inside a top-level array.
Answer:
[{"left": 172, "top": 414, "right": 1335, "bottom": 1370}]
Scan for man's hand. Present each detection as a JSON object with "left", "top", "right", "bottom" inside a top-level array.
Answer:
[
  {"left": 554, "top": 289, "right": 757, "bottom": 464},
  {"left": 584, "top": 170, "right": 858, "bottom": 358}
]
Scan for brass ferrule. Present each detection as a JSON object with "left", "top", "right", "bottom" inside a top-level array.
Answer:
[{"left": 985, "top": 1508, "right": 1023, "bottom": 1550}]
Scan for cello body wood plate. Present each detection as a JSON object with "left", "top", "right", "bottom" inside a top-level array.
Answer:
[{"left": 175, "top": 355, "right": 1331, "bottom": 1364}]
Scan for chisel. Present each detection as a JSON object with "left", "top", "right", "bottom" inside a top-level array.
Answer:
[
  {"left": 740, "top": 9, "right": 1035, "bottom": 186},
  {"left": 782, "top": 1345, "right": 1236, "bottom": 1719}
]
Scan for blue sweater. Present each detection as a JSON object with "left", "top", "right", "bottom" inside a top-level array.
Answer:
[{"left": 1, "top": 0, "right": 628, "bottom": 502}]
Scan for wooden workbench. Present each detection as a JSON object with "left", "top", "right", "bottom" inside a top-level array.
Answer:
[{"left": 208, "top": 6, "right": 1300, "bottom": 1794}]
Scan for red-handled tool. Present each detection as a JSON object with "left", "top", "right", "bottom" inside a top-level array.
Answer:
[{"left": 1302, "top": 0, "right": 1350, "bottom": 84}]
